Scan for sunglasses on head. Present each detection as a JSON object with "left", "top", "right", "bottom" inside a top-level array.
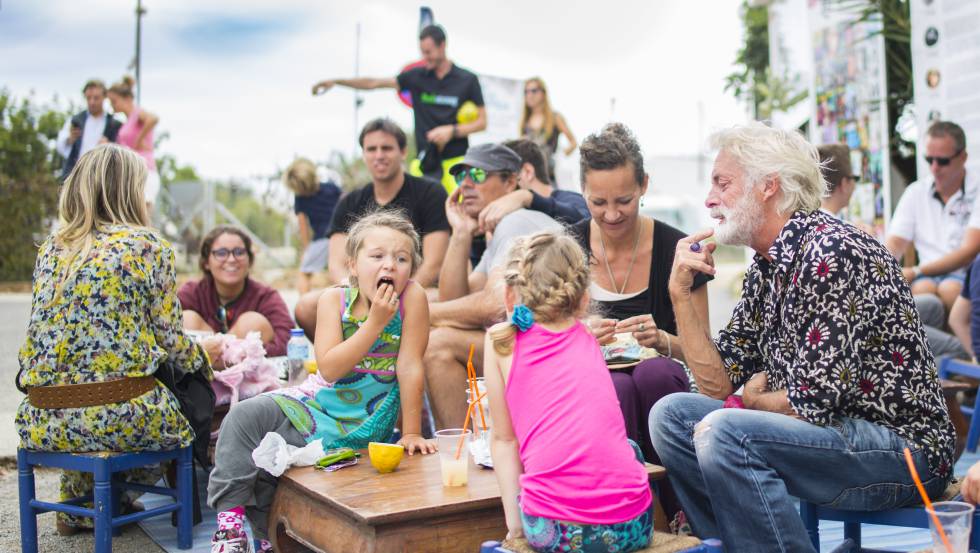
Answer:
[
  {"left": 453, "top": 167, "right": 490, "bottom": 186},
  {"left": 211, "top": 247, "right": 248, "bottom": 260},
  {"left": 925, "top": 150, "right": 964, "bottom": 167}
]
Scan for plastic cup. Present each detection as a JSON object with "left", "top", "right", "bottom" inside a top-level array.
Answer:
[
  {"left": 467, "top": 398, "right": 492, "bottom": 432},
  {"left": 464, "top": 378, "right": 486, "bottom": 396},
  {"left": 435, "top": 428, "right": 471, "bottom": 487},
  {"left": 926, "top": 501, "right": 974, "bottom": 553}
]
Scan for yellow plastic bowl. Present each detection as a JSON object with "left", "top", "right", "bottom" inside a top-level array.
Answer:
[{"left": 368, "top": 442, "right": 404, "bottom": 474}]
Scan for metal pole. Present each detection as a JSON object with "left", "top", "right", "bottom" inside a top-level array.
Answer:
[
  {"left": 353, "top": 22, "right": 362, "bottom": 147},
  {"left": 135, "top": 0, "right": 145, "bottom": 104}
]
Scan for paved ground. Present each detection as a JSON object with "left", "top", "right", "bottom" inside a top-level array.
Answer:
[
  {"left": 0, "top": 462, "right": 164, "bottom": 553},
  {"left": 0, "top": 294, "right": 30, "bottom": 458}
]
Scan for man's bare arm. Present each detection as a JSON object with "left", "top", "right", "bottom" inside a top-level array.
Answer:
[
  {"left": 885, "top": 235, "right": 910, "bottom": 262},
  {"left": 327, "top": 233, "right": 349, "bottom": 285},
  {"left": 669, "top": 230, "right": 732, "bottom": 399},
  {"left": 920, "top": 229, "right": 980, "bottom": 276},
  {"left": 415, "top": 230, "right": 449, "bottom": 288},
  {"left": 312, "top": 77, "right": 398, "bottom": 95}
]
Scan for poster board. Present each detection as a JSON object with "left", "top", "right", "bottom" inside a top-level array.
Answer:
[
  {"left": 474, "top": 73, "right": 523, "bottom": 146},
  {"left": 910, "top": 0, "right": 980, "bottom": 180},
  {"left": 808, "top": 1, "right": 892, "bottom": 234}
]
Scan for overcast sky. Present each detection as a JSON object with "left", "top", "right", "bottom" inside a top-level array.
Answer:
[{"left": 1, "top": 1, "right": 748, "bottom": 182}]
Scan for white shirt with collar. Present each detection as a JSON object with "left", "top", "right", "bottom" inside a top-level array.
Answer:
[
  {"left": 888, "top": 170, "right": 980, "bottom": 273},
  {"left": 55, "top": 112, "right": 109, "bottom": 158}
]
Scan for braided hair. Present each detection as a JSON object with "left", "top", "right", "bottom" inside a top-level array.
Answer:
[{"left": 489, "top": 230, "right": 591, "bottom": 355}]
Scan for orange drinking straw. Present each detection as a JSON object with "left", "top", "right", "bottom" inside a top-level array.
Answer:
[
  {"left": 466, "top": 345, "right": 488, "bottom": 431},
  {"left": 903, "top": 447, "right": 953, "bottom": 553},
  {"left": 455, "top": 391, "right": 487, "bottom": 459}
]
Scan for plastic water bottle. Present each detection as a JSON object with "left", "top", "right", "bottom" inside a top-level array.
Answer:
[{"left": 286, "top": 329, "right": 309, "bottom": 386}]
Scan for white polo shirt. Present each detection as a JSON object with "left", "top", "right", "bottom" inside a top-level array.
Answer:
[{"left": 888, "top": 171, "right": 980, "bottom": 274}]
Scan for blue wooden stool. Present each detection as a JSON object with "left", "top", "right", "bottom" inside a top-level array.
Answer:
[
  {"left": 939, "top": 356, "right": 980, "bottom": 453},
  {"left": 800, "top": 500, "right": 980, "bottom": 551},
  {"left": 18, "top": 446, "right": 194, "bottom": 553}
]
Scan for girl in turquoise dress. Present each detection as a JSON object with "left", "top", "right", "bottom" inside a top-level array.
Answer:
[{"left": 208, "top": 211, "right": 435, "bottom": 553}]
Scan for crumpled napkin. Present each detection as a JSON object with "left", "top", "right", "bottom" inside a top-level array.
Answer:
[
  {"left": 468, "top": 431, "right": 493, "bottom": 468},
  {"left": 251, "top": 432, "right": 325, "bottom": 477}
]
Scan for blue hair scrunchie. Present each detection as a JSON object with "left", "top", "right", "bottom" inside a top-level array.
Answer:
[{"left": 511, "top": 304, "right": 534, "bottom": 332}]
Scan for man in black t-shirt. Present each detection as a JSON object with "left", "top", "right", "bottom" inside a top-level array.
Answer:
[
  {"left": 312, "top": 25, "right": 486, "bottom": 191},
  {"left": 293, "top": 119, "right": 450, "bottom": 338}
]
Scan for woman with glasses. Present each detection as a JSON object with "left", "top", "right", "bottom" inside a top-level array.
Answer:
[
  {"left": 520, "top": 77, "right": 577, "bottom": 181},
  {"left": 179, "top": 226, "right": 294, "bottom": 359},
  {"left": 16, "top": 144, "right": 210, "bottom": 534}
]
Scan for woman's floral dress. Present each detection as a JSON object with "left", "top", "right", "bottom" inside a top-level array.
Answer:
[{"left": 16, "top": 226, "right": 210, "bottom": 527}]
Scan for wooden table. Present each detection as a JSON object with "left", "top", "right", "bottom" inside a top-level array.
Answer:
[
  {"left": 269, "top": 449, "right": 666, "bottom": 553},
  {"left": 269, "top": 450, "right": 507, "bottom": 553}
]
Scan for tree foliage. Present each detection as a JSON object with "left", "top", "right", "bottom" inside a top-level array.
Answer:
[
  {"left": 0, "top": 89, "right": 65, "bottom": 281},
  {"left": 725, "top": 0, "right": 772, "bottom": 118},
  {"left": 216, "top": 182, "right": 288, "bottom": 248}
]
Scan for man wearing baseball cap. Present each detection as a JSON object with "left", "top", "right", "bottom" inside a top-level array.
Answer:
[{"left": 424, "top": 142, "right": 563, "bottom": 428}]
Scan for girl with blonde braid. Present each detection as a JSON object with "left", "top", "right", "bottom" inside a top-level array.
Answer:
[{"left": 485, "top": 230, "right": 653, "bottom": 553}]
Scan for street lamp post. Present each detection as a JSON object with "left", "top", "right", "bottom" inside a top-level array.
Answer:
[{"left": 134, "top": 0, "right": 147, "bottom": 103}]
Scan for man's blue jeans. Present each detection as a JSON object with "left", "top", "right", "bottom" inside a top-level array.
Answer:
[{"left": 649, "top": 393, "right": 949, "bottom": 552}]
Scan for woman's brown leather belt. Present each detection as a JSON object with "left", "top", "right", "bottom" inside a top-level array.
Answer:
[{"left": 27, "top": 375, "right": 157, "bottom": 409}]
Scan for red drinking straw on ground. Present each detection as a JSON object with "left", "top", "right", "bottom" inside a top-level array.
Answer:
[{"left": 903, "top": 447, "right": 953, "bottom": 553}]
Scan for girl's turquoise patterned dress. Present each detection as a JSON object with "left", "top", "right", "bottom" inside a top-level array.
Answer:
[
  {"left": 268, "top": 287, "right": 402, "bottom": 449},
  {"left": 16, "top": 227, "right": 210, "bottom": 527}
]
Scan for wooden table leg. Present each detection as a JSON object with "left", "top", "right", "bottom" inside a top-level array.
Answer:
[{"left": 269, "top": 488, "right": 321, "bottom": 553}]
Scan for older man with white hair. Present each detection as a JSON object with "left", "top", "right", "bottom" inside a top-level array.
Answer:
[{"left": 650, "top": 122, "right": 955, "bottom": 552}]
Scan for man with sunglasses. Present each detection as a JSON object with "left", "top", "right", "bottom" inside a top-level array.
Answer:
[
  {"left": 475, "top": 138, "right": 590, "bottom": 234},
  {"left": 424, "top": 143, "right": 562, "bottom": 429},
  {"left": 886, "top": 120, "right": 977, "bottom": 311}
]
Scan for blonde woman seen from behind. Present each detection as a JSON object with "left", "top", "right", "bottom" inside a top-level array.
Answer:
[
  {"left": 15, "top": 144, "right": 211, "bottom": 535},
  {"left": 485, "top": 230, "right": 653, "bottom": 553}
]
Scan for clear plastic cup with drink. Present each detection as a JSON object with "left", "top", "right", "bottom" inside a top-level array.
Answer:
[
  {"left": 927, "top": 501, "right": 974, "bottom": 553},
  {"left": 434, "top": 428, "right": 471, "bottom": 487}
]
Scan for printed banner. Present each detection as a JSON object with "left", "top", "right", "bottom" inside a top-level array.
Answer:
[
  {"left": 808, "top": 1, "right": 892, "bottom": 233},
  {"left": 910, "top": 0, "right": 980, "bottom": 179}
]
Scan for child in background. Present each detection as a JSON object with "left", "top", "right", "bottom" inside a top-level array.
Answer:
[
  {"left": 485, "top": 231, "right": 653, "bottom": 553},
  {"left": 207, "top": 210, "right": 435, "bottom": 553},
  {"left": 283, "top": 158, "right": 341, "bottom": 293}
]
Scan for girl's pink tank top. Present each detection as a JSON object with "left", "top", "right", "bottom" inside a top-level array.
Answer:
[{"left": 504, "top": 321, "right": 651, "bottom": 523}]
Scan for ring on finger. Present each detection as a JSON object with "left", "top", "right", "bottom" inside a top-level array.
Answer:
[{"left": 639, "top": 323, "right": 645, "bottom": 331}]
